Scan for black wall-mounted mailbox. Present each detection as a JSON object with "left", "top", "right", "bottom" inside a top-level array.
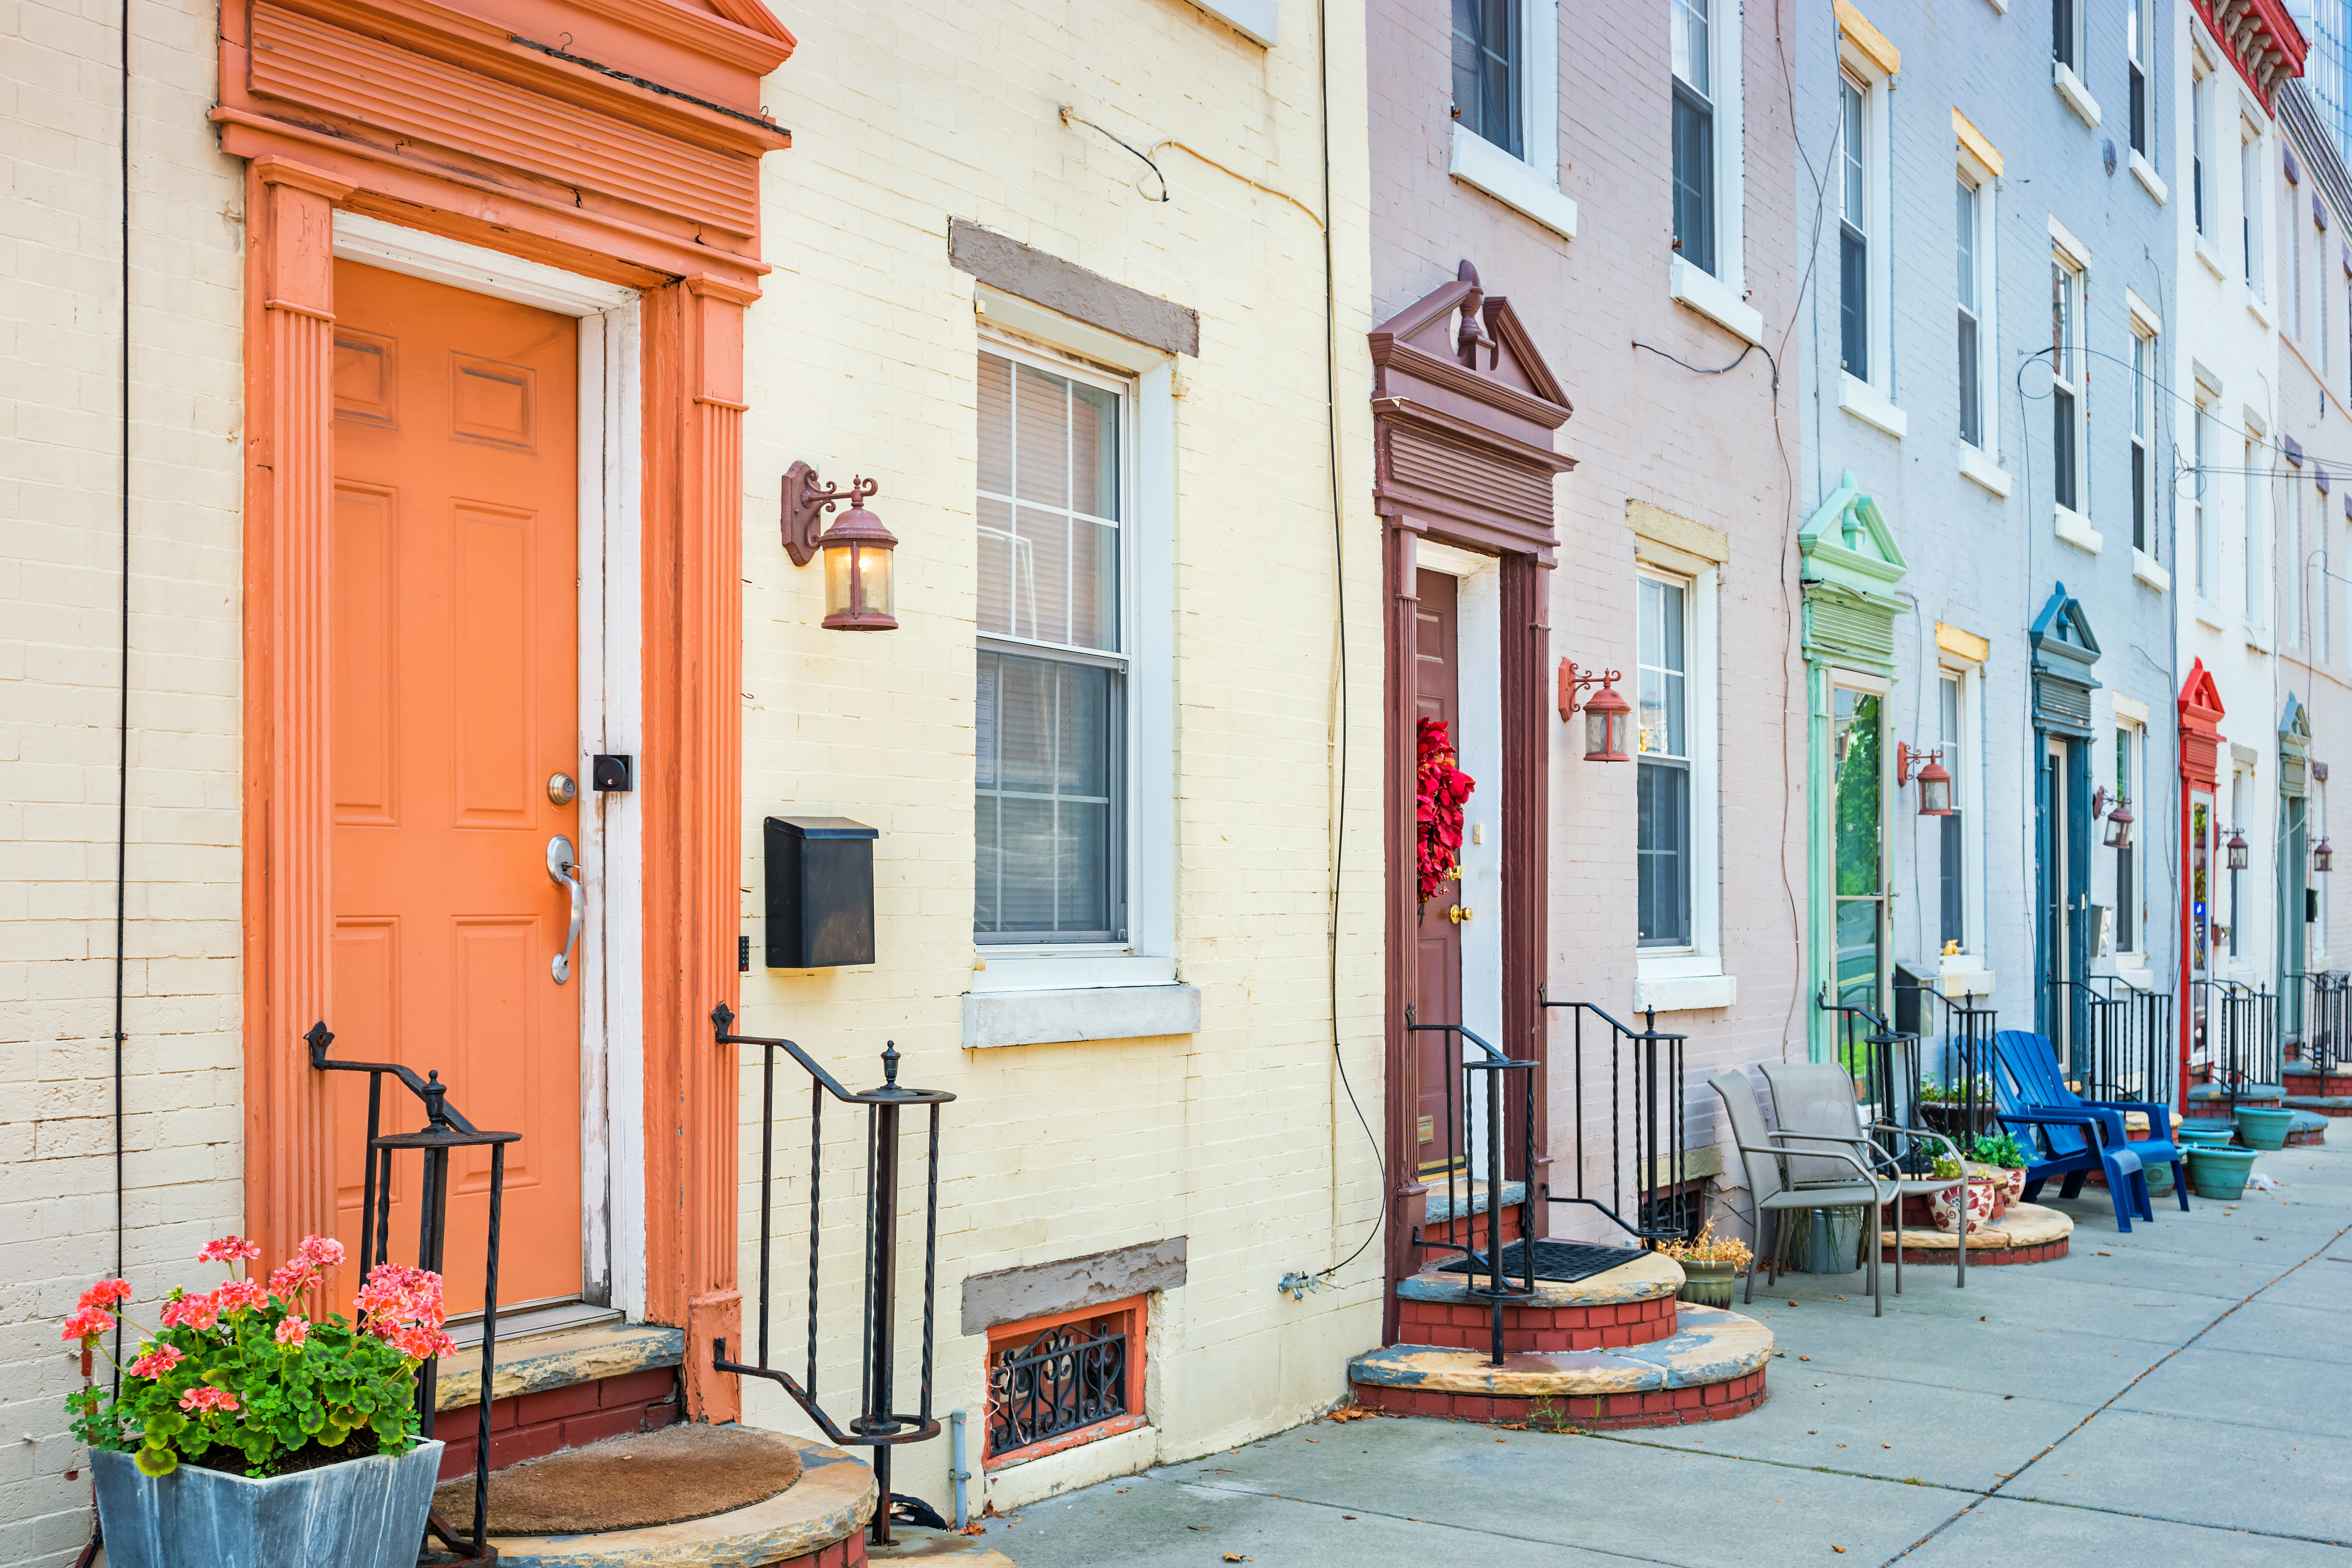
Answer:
[{"left": 765, "top": 816, "right": 879, "bottom": 968}]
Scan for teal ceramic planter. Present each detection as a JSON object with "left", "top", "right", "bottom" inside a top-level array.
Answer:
[
  {"left": 2235, "top": 1108, "right": 2293, "bottom": 1150},
  {"left": 2186, "top": 1146, "right": 2259, "bottom": 1200},
  {"left": 2176, "top": 1122, "right": 2237, "bottom": 1149}
]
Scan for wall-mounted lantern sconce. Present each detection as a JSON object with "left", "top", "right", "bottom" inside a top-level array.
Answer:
[
  {"left": 783, "top": 461, "right": 899, "bottom": 630},
  {"left": 1557, "top": 659, "right": 1630, "bottom": 761},
  {"left": 2102, "top": 797, "right": 2135, "bottom": 850},
  {"left": 1895, "top": 742, "right": 1953, "bottom": 816},
  {"left": 2316, "top": 837, "right": 2336, "bottom": 873},
  {"left": 2226, "top": 827, "right": 2251, "bottom": 872}
]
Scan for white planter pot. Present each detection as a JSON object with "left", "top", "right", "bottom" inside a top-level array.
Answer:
[{"left": 93, "top": 1439, "right": 443, "bottom": 1568}]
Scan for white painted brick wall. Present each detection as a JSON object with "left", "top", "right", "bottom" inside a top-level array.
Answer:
[{"left": 0, "top": 0, "right": 248, "bottom": 1560}]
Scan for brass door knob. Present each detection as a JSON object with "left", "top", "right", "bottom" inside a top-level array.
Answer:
[{"left": 1447, "top": 904, "right": 1472, "bottom": 925}]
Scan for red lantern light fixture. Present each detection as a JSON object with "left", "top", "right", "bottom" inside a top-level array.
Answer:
[
  {"left": 783, "top": 461, "right": 899, "bottom": 631},
  {"left": 1895, "top": 742, "right": 1954, "bottom": 816},
  {"left": 2102, "top": 797, "right": 2135, "bottom": 849},
  {"left": 1557, "top": 659, "right": 1631, "bottom": 761},
  {"left": 2226, "top": 827, "right": 2251, "bottom": 872},
  {"left": 2316, "top": 837, "right": 2336, "bottom": 873}
]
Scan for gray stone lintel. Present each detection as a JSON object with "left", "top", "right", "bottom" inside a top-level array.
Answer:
[
  {"left": 949, "top": 219, "right": 1200, "bottom": 357},
  {"left": 960, "top": 1236, "right": 1188, "bottom": 1337}
]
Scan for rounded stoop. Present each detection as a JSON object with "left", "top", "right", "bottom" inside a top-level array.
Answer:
[
  {"left": 464, "top": 1430, "right": 876, "bottom": 1568},
  {"left": 2284, "top": 1092, "right": 2352, "bottom": 1118},
  {"left": 2287, "top": 1110, "right": 2331, "bottom": 1146},
  {"left": 1395, "top": 1251, "right": 1683, "bottom": 1354},
  {"left": 1349, "top": 1302, "right": 1771, "bottom": 1430},
  {"left": 1877, "top": 1201, "right": 2073, "bottom": 1265}
]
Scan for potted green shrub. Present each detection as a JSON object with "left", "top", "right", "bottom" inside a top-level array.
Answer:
[
  {"left": 1659, "top": 1221, "right": 1754, "bottom": 1307},
  {"left": 67, "top": 1235, "right": 451, "bottom": 1568},
  {"left": 1970, "top": 1132, "right": 2030, "bottom": 1206}
]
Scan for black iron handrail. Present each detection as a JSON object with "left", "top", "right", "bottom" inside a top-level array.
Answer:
[
  {"left": 1814, "top": 992, "right": 1932, "bottom": 1173},
  {"left": 1536, "top": 991, "right": 1691, "bottom": 1244},
  {"left": 709, "top": 1004, "right": 952, "bottom": 1547},
  {"left": 306, "top": 1021, "right": 514, "bottom": 1566},
  {"left": 1891, "top": 977, "right": 1996, "bottom": 1151},
  {"left": 2290, "top": 970, "right": 2352, "bottom": 1093},
  {"left": 2191, "top": 977, "right": 2280, "bottom": 1112},
  {"left": 1403, "top": 1007, "right": 1536, "bottom": 1367},
  {"left": 2043, "top": 976, "right": 2174, "bottom": 1108}
]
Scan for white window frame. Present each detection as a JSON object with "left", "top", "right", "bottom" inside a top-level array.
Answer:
[
  {"left": 1836, "top": 46, "right": 1901, "bottom": 437},
  {"left": 1956, "top": 155, "right": 1999, "bottom": 469},
  {"left": 2127, "top": 288, "right": 2165, "bottom": 589},
  {"left": 969, "top": 316, "right": 1177, "bottom": 995},
  {"left": 2194, "top": 395, "right": 2217, "bottom": 608},
  {"left": 2050, "top": 221, "right": 2096, "bottom": 552},
  {"left": 1666, "top": 0, "right": 1759, "bottom": 343},
  {"left": 1935, "top": 661, "right": 1990, "bottom": 972},
  {"left": 2192, "top": 59, "right": 2216, "bottom": 252},
  {"left": 2244, "top": 117, "right": 2269, "bottom": 306},
  {"left": 1633, "top": 560, "right": 1726, "bottom": 1002},
  {"left": 2052, "top": 0, "right": 2102, "bottom": 128},
  {"left": 2245, "top": 417, "right": 2271, "bottom": 644},
  {"left": 2292, "top": 166, "right": 2306, "bottom": 342},
  {"left": 2126, "top": 0, "right": 2152, "bottom": 161},
  {"left": 2287, "top": 461, "right": 2306, "bottom": 650},
  {"left": 1447, "top": 0, "right": 1573, "bottom": 239},
  {"left": 2109, "top": 704, "right": 2150, "bottom": 972}
]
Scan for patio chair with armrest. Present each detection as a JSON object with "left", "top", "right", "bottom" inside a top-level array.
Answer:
[
  {"left": 1760, "top": 1061, "right": 1975, "bottom": 1292},
  {"left": 1989, "top": 1028, "right": 2188, "bottom": 1233},
  {"left": 1708, "top": 1068, "right": 1896, "bottom": 1317}
]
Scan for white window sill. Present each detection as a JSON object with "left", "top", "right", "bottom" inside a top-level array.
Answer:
[
  {"left": 1959, "top": 442, "right": 2011, "bottom": 497},
  {"left": 1838, "top": 372, "right": 1907, "bottom": 439},
  {"left": 2195, "top": 603, "right": 2225, "bottom": 632},
  {"left": 2133, "top": 547, "right": 2170, "bottom": 593},
  {"left": 1176, "top": 0, "right": 1276, "bottom": 46},
  {"left": 1668, "top": 257, "right": 1763, "bottom": 344},
  {"left": 2246, "top": 625, "right": 2273, "bottom": 653},
  {"left": 1632, "top": 971, "right": 1738, "bottom": 1013},
  {"left": 2054, "top": 61, "right": 2103, "bottom": 129},
  {"left": 2114, "top": 964, "right": 2157, "bottom": 991},
  {"left": 2247, "top": 291, "right": 2273, "bottom": 329},
  {"left": 969, "top": 951, "right": 1177, "bottom": 991},
  {"left": 2196, "top": 238, "right": 2226, "bottom": 279},
  {"left": 1936, "top": 962, "right": 1995, "bottom": 997},
  {"left": 2130, "top": 150, "right": 2167, "bottom": 204},
  {"left": 962, "top": 983, "right": 1201, "bottom": 1048},
  {"left": 2054, "top": 502, "right": 2102, "bottom": 554},
  {"left": 1450, "top": 124, "right": 1577, "bottom": 240}
]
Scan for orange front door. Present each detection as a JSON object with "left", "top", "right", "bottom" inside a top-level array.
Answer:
[{"left": 329, "top": 260, "right": 585, "bottom": 1318}]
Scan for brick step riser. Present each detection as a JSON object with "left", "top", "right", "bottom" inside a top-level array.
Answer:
[
  {"left": 1395, "top": 1294, "right": 1678, "bottom": 1354},
  {"left": 436, "top": 1365, "right": 682, "bottom": 1482},
  {"left": 1879, "top": 1239, "right": 2070, "bottom": 1265},
  {"left": 1414, "top": 1209, "right": 1526, "bottom": 1254},
  {"left": 1353, "top": 1369, "right": 1765, "bottom": 1430}
]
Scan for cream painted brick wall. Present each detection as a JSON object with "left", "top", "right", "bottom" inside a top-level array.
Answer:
[
  {"left": 0, "top": 1, "right": 247, "bottom": 1561},
  {"left": 733, "top": 0, "right": 1382, "bottom": 1512}
]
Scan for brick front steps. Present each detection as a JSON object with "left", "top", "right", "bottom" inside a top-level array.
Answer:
[
  {"left": 1350, "top": 1301, "right": 1773, "bottom": 1432},
  {"left": 1393, "top": 1250, "right": 1683, "bottom": 1355},
  {"left": 433, "top": 1322, "right": 686, "bottom": 1482},
  {"left": 2284, "top": 1091, "right": 2352, "bottom": 1116},
  {"left": 1875, "top": 1200, "right": 2073, "bottom": 1265},
  {"left": 475, "top": 1432, "right": 877, "bottom": 1568}
]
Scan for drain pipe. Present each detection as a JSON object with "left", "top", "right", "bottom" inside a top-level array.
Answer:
[{"left": 948, "top": 1409, "right": 971, "bottom": 1527}]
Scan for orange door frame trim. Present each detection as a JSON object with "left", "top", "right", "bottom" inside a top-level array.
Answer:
[{"left": 221, "top": 0, "right": 793, "bottom": 1422}]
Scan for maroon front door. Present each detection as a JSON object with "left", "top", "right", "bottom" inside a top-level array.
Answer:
[{"left": 1415, "top": 569, "right": 1465, "bottom": 1175}]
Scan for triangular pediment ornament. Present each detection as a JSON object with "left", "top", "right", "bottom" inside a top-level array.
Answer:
[
  {"left": 1369, "top": 261, "right": 1571, "bottom": 429},
  {"left": 2179, "top": 658, "right": 2226, "bottom": 721},
  {"left": 2282, "top": 693, "right": 2312, "bottom": 751},
  {"left": 1798, "top": 471, "right": 1907, "bottom": 591},
  {"left": 674, "top": 0, "right": 797, "bottom": 47},
  {"left": 2029, "top": 582, "right": 2102, "bottom": 672}
]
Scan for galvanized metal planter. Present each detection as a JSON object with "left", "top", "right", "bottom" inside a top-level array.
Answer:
[{"left": 92, "top": 1439, "right": 443, "bottom": 1568}]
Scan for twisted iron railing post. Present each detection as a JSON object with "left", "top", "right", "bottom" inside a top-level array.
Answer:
[{"left": 1535, "top": 991, "right": 1690, "bottom": 1245}]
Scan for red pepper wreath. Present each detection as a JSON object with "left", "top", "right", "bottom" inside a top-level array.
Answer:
[{"left": 1415, "top": 716, "right": 1475, "bottom": 903}]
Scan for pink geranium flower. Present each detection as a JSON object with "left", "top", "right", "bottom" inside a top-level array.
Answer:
[
  {"left": 274, "top": 1315, "right": 310, "bottom": 1347},
  {"left": 127, "top": 1343, "right": 185, "bottom": 1380},
  {"left": 196, "top": 1236, "right": 262, "bottom": 1265},
  {"left": 77, "top": 1279, "right": 132, "bottom": 1310},
  {"left": 62, "top": 1307, "right": 115, "bottom": 1346},
  {"left": 266, "top": 1234, "right": 349, "bottom": 1301},
  {"left": 178, "top": 1387, "right": 240, "bottom": 1414},
  {"left": 159, "top": 1291, "right": 220, "bottom": 1332},
  {"left": 211, "top": 1279, "right": 268, "bottom": 1317}
]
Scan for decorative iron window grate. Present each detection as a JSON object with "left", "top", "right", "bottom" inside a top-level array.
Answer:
[{"left": 987, "top": 1316, "right": 1128, "bottom": 1455}]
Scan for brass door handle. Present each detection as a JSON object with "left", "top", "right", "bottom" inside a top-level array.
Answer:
[{"left": 1447, "top": 904, "right": 1473, "bottom": 925}]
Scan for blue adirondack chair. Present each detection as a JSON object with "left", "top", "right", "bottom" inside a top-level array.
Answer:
[{"left": 1989, "top": 1029, "right": 2189, "bottom": 1233}]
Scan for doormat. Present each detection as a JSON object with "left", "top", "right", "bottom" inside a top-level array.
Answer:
[
  {"left": 430, "top": 1421, "right": 802, "bottom": 1536},
  {"left": 1435, "top": 1239, "right": 1647, "bottom": 1285}
]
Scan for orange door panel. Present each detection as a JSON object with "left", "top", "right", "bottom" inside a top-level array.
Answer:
[{"left": 329, "top": 260, "right": 583, "bottom": 1318}]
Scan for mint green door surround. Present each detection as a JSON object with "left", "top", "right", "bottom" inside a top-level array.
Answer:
[
  {"left": 2280, "top": 694, "right": 2311, "bottom": 1040},
  {"left": 1800, "top": 473, "right": 1908, "bottom": 1063}
]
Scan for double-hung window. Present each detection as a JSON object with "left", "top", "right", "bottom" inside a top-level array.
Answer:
[
  {"left": 1670, "top": 0, "right": 1715, "bottom": 275},
  {"left": 2245, "top": 130, "right": 2265, "bottom": 290},
  {"left": 1453, "top": 0, "right": 1520, "bottom": 158},
  {"left": 2051, "top": 255, "right": 2083, "bottom": 513},
  {"left": 2194, "top": 401, "right": 2214, "bottom": 598},
  {"left": 2288, "top": 466, "right": 2305, "bottom": 648},
  {"left": 975, "top": 348, "right": 1130, "bottom": 946},
  {"left": 1957, "top": 178, "right": 1984, "bottom": 449},
  {"left": 2294, "top": 174, "right": 2306, "bottom": 339},
  {"left": 1839, "top": 74, "right": 1869, "bottom": 378},
  {"left": 2130, "top": 328, "right": 2152, "bottom": 554},
  {"left": 2053, "top": 0, "right": 2078, "bottom": 73},
  {"left": 2246, "top": 437, "right": 2267, "bottom": 633},
  {"left": 2127, "top": 0, "right": 2150, "bottom": 160},
  {"left": 1636, "top": 574, "right": 1692, "bottom": 949},
  {"left": 2193, "top": 68, "right": 2211, "bottom": 239}
]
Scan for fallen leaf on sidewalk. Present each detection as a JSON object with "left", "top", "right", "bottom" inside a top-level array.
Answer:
[
  {"left": 1833, "top": 1548, "right": 1847, "bottom": 1555},
  {"left": 1224, "top": 1555, "right": 1253, "bottom": 1562},
  {"left": 958, "top": 1524, "right": 988, "bottom": 1537},
  {"left": 1881, "top": 1443, "right": 1892, "bottom": 1449}
]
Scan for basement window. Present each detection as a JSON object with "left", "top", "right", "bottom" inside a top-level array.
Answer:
[{"left": 983, "top": 1297, "right": 1147, "bottom": 1467}]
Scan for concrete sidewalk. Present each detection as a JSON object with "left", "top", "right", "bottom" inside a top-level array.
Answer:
[{"left": 985, "top": 1141, "right": 2352, "bottom": 1566}]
